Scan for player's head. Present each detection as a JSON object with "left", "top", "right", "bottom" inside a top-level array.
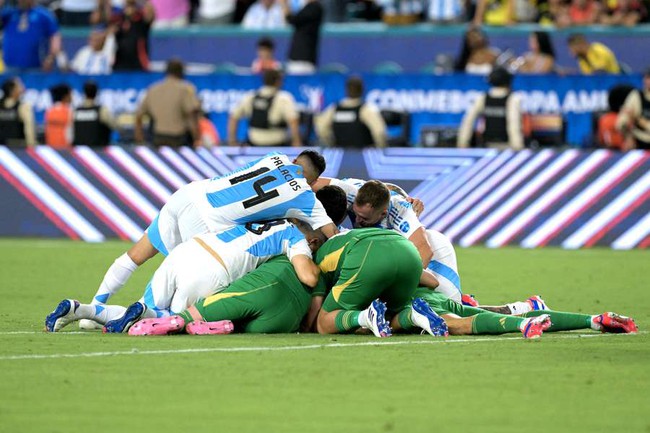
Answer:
[
  {"left": 262, "top": 69, "right": 283, "bottom": 88},
  {"left": 316, "top": 185, "right": 348, "bottom": 226},
  {"left": 291, "top": 219, "right": 327, "bottom": 252},
  {"left": 166, "top": 58, "right": 185, "bottom": 78},
  {"left": 352, "top": 180, "right": 390, "bottom": 227},
  {"left": 50, "top": 84, "right": 72, "bottom": 104},
  {"left": 1, "top": 77, "right": 23, "bottom": 101},
  {"left": 567, "top": 34, "right": 588, "bottom": 57},
  {"left": 293, "top": 150, "right": 326, "bottom": 186}
]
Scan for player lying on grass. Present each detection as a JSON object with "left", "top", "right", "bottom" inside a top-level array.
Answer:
[
  {"left": 45, "top": 219, "right": 324, "bottom": 333},
  {"left": 128, "top": 229, "right": 449, "bottom": 338},
  {"left": 80, "top": 150, "right": 339, "bottom": 330},
  {"left": 412, "top": 289, "right": 637, "bottom": 336}
]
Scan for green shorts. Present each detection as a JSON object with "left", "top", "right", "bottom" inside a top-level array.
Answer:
[
  {"left": 321, "top": 236, "right": 422, "bottom": 313},
  {"left": 194, "top": 256, "right": 311, "bottom": 333}
]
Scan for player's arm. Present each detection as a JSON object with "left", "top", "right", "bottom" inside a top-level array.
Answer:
[
  {"left": 384, "top": 182, "right": 425, "bottom": 216},
  {"left": 311, "top": 177, "right": 333, "bottom": 191},
  {"left": 409, "top": 227, "right": 434, "bottom": 269},
  {"left": 302, "top": 295, "right": 323, "bottom": 333},
  {"left": 290, "top": 254, "right": 320, "bottom": 288},
  {"left": 419, "top": 268, "right": 439, "bottom": 289}
]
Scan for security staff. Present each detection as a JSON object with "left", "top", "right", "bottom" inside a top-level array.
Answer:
[
  {"left": 228, "top": 69, "right": 301, "bottom": 147},
  {"left": 0, "top": 77, "right": 36, "bottom": 147},
  {"left": 616, "top": 68, "right": 650, "bottom": 150},
  {"left": 457, "top": 67, "right": 524, "bottom": 149},
  {"left": 73, "top": 81, "right": 114, "bottom": 147},
  {"left": 315, "top": 76, "right": 386, "bottom": 148}
]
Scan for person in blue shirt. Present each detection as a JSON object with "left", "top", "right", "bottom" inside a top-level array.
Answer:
[{"left": 0, "top": 0, "right": 62, "bottom": 70}]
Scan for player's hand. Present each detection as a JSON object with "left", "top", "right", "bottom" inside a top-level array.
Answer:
[{"left": 407, "top": 197, "right": 425, "bottom": 216}]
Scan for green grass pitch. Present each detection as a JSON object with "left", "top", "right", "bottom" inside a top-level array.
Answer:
[{"left": 0, "top": 239, "right": 648, "bottom": 433}]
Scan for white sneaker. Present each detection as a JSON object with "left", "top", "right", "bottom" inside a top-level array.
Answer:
[
  {"left": 364, "top": 299, "right": 391, "bottom": 338},
  {"left": 79, "top": 319, "right": 103, "bottom": 330},
  {"left": 411, "top": 298, "right": 449, "bottom": 337}
]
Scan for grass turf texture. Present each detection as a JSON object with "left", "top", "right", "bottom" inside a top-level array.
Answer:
[{"left": 0, "top": 239, "right": 648, "bottom": 433}]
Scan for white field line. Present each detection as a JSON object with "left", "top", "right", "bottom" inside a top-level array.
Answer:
[{"left": 0, "top": 332, "right": 643, "bottom": 361}]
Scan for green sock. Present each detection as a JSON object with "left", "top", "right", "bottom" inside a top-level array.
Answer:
[
  {"left": 472, "top": 312, "right": 526, "bottom": 335},
  {"left": 334, "top": 310, "right": 361, "bottom": 332},
  {"left": 396, "top": 308, "right": 415, "bottom": 330},
  {"left": 177, "top": 310, "right": 194, "bottom": 329},
  {"left": 522, "top": 310, "right": 592, "bottom": 331}
]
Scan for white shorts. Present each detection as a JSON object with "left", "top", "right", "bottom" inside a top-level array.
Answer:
[
  {"left": 140, "top": 240, "right": 231, "bottom": 315},
  {"left": 146, "top": 182, "right": 210, "bottom": 255},
  {"left": 426, "top": 229, "right": 462, "bottom": 303}
]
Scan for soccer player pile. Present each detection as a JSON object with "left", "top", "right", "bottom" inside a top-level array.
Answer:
[{"left": 45, "top": 150, "right": 638, "bottom": 339}]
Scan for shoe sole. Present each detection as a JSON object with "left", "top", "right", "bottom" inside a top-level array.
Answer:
[
  {"left": 103, "top": 303, "right": 145, "bottom": 334},
  {"left": 412, "top": 298, "right": 448, "bottom": 337},
  {"left": 129, "top": 317, "right": 184, "bottom": 336},
  {"left": 186, "top": 320, "right": 235, "bottom": 335}
]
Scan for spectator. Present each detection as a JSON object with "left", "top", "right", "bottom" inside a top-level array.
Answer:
[
  {"left": 427, "top": 0, "right": 465, "bottom": 23},
  {"left": 600, "top": 0, "right": 647, "bottom": 26},
  {"left": 616, "top": 68, "right": 650, "bottom": 150},
  {"left": 45, "top": 84, "right": 73, "bottom": 149},
  {"left": 234, "top": 0, "right": 256, "bottom": 22},
  {"left": 280, "top": 0, "right": 323, "bottom": 74},
  {"left": 111, "top": 0, "right": 155, "bottom": 71},
  {"left": 198, "top": 0, "right": 236, "bottom": 23},
  {"left": 536, "top": 0, "right": 572, "bottom": 27},
  {"left": 242, "top": 0, "right": 285, "bottom": 28},
  {"left": 73, "top": 81, "right": 115, "bottom": 147},
  {"left": 151, "top": 0, "right": 189, "bottom": 28},
  {"left": 597, "top": 84, "right": 635, "bottom": 149},
  {"left": 251, "top": 37, "right": 282, "bottom": 73},
  {"left": 454, "top": 27, "right": 499, "bottom": 75},
  {"left": 1, "top": 0, "right": 62, "bottom": 71},
  {"left": 457, "top": 67, "right": 524, "bottom": 150},
  {"left": 227, "top": 69, "right": 301, "bottom": 147},
  {"left": 90, "top": 0, "right": 120, "bottom": 25},
  {"left": 315, "top": 76, "right": 387, "bottom": 148},
  {"left": 382, "top": 0, "right": 424, "bottom": 24},
  {"left": 70, "top": 26, "right": 116, "bottom": 75},
  {"left": 568, "top": 0, "right": 601, "bottom": 25},
  {"left": 515, "top": 31, "right": 556, "bottom": 73},
  {"left": 567, "top": 33, "right": 620, "bottom": 74},
  {"left": 60, "top": 0, "right": 96, "bottom": 26},
  {"left": 473, "top": 0, "right": 515, "bottom": 25},
  {"left": 0, "top": 77, "right": 36, "bottom": 147},
  {"left": 135, "top": 59, "right": 201, "bottom": 147}
]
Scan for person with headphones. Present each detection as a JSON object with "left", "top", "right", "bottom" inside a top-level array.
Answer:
[{"left": 457, "top": 67, "right": 524, "bottom": 150}]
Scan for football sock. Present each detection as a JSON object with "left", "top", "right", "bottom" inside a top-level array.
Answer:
[
  {"left": 176, "top": 310, "right": 193, "bottom": 329},
  {"left": 521, "top": 310, "right": 592, "bottom": 331},
  {"left": 334, "top": 310, "right": 361, "bottom": 332},
  {"left": 91, "top": 253, "right": 138, "bottom": 305},
  {"left": 472, "top": 312, "right": 525, "bottom": 334},
  {"left": 505, "top": 301, "right": 532, "bottom": 315},
  {"left": 75, "top": 304, "right": 127, "bottom": 325},
  {"left": 396, "top": 308, "right": 415, "bottom": 330}
]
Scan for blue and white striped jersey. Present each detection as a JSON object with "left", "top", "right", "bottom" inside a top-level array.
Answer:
[
  {"left": 192, "top": 152, "right": 332, "bottom": 232},
  {"left": 329, "top": 178, "right": 423, "bottom": 239},
  {"left": 196, "top": 219, "right": 311, "bottom": 283}
]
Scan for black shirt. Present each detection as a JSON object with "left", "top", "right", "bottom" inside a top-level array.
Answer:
[
  {"left": 112, "top": 9, "right": 152, "bottom": 71},
  {"left": 286, "top": 1, "right": 323, "bottom": 65}
]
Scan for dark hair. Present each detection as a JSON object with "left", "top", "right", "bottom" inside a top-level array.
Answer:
[
  {"left": 533, "top": 31, "right": 555, "bottom": 59},
  {"left": 262, "top": 69, "right": 282, "bottom": 86},
  {"left": 166, "top": 58, "right": 184, "bottom": 78},
  {"left": 257, "top": 37, "right": 275, "bottom": 50},
  {"left": 346, "top": 76, "right": 364, "bottom": 98},
  {"left": 567, "top": 33, "right": 587, "bottom": 45},
  {"left": 316, "top": 185, "right": 348, "bottom": 226},
  {"left": 1, "top": 78, "right": 18, "bottom": 103},
  {"left": 488, "top": 67, "right": 513, "bottom": 88},
  {"left": 355, "top": 180, "right": 390, "bottom": 210},
  {"left": 50, "top": 84, "right": 72, "bottom": 103},
  {"left": 455, "top": 28, "right": 487, "bottom": 72},
  {"left": 83, "top": 81, "right": 98, "bottom": 99},
  {"left": 297, "top": 150, "right": 326, "bottom": 176}
]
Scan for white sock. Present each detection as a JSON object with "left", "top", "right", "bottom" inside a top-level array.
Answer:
[
  {"left": 76, "top": 304, "right": 127, "bottom": 324},
  {"left": 91, "top": 253, "right": 138, "bottom": 305},
  {"left": 357, "top": 308, "right": 370, "bottom": 328},
  {"left": 506, "top": 301, "right": 531, "bottom": 316}
]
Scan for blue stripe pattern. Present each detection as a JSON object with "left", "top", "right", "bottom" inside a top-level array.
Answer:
[
  {"left": 233, "top": 189, "right": 316, "bottom": 223},
  {"left": 427, "top": 260, "right": 462, "bottom": 292},
  {"left": 146, "top": 214, "right": 169, "bottom": 256},
  {"left": 216, "top": 225, "right": 248, "bottom": 243}
]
